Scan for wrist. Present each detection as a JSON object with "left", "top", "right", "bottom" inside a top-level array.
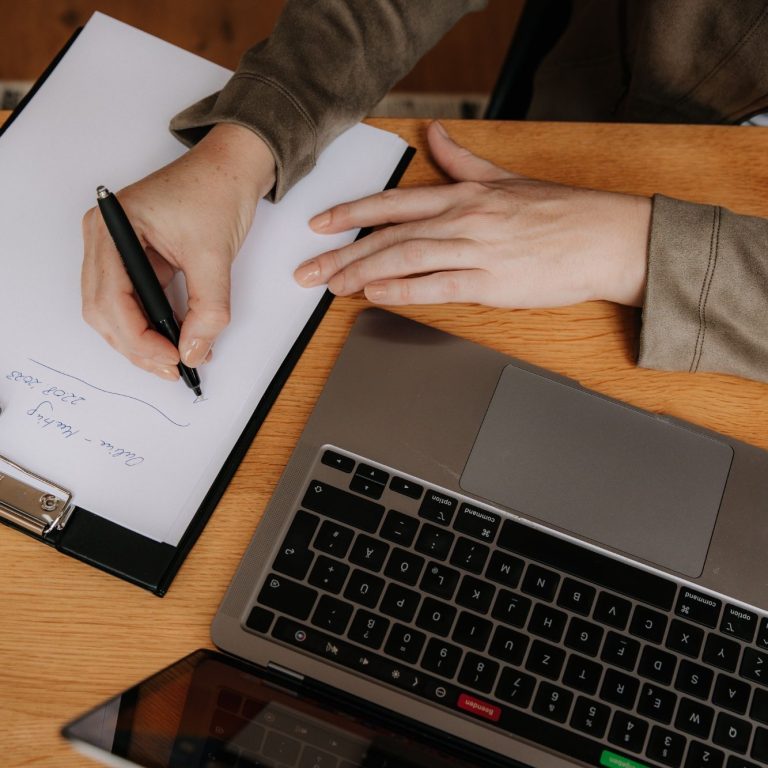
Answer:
[{"left": 193, "top": 123, "right": 277, "bottom": 200}]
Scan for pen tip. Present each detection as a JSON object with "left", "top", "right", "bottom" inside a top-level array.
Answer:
[
  {"left": 193, "top": 386, "right": 202, "bottom": 398},
  {"left": 96, "top": 185, "right": 110, "bottom": 199}
]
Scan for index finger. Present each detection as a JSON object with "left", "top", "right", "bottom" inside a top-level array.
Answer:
[
  {"left": 309, "top": 185, "right": 461, "bottom": 234},
  {"left": 81, "top": 207, "right": 180, "bottom": 371}
]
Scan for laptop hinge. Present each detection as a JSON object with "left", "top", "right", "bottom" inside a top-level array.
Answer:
[{"left": 267, "top": 661, "right": 305, "bottom": 683}]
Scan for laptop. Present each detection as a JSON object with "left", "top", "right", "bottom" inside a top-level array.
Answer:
[{"left": 64, "top": 308, "right": 768, "bottom": 768}]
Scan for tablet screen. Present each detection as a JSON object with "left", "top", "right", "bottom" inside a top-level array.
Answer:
[{"left": 62, "top": 649, "right": 502, "bottom": 768}]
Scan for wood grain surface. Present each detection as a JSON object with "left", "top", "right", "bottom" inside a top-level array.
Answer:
[{"left": 1, "top": 112, "right": 767, "bottom": 766}]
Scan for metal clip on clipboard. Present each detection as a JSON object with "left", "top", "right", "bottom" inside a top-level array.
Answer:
[{"left": 0, "top": 454, "right": 73, "bottom": 538}]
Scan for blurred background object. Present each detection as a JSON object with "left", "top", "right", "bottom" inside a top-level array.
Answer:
[{"left": 0, "top": 0, "right": 523, "bottom": 116}]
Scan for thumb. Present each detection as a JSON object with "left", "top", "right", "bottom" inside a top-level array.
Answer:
[
  {"left": 428, "top": 120, "right": 519, "bottom": 183},
  {"left": 178, "top": 256, "right": 232, "bottom": 367}
]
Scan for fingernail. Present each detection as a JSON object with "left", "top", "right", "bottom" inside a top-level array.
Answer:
[
  {"left": 182, "top": 338, "right": 212, "bottom": 367},
  {"left": 434, "top": 120, "right": 449, "bottom": 138},
  {"left": 154, "top": 365, "right": 180, "bottom": 382},
  {"left": 310, "top": 211, "right": 331, "bottom": 231},
  {"left": 365, "top": 282, "right": 387, "bottom": 302},
  {"left": 294, "top": 259, "right": 321, "bottom": 286}
]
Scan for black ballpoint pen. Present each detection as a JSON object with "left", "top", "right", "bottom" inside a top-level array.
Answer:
[{"left": 96, "top": 185, "right": 202, "bottom": 397}]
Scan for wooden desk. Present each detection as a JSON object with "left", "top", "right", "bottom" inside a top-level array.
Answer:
[{"left": 1, "top": 113, "right": 767, "bottom": 766}]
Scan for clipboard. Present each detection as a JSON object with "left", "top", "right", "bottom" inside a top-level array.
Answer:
[{"left": 0, "top": 19, "right": 414, "bottom": 595}]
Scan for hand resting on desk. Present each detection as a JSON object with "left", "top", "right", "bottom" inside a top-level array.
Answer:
[
  {"left": 296, "top": 121, "right": 651, "bottom": 309},
  {"left": 81, "top": 123, "right": 275, "bottom": 380}
]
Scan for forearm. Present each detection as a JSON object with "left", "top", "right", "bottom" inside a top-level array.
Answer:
[
  {"left": 170, "top": 0, "right": 486, "bottom": 199},
  {"left": 639, "top": 194, "right": 768, "bottom": 382}
]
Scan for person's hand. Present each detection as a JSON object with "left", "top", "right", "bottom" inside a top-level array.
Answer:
[
  {"left": 82, "top": 123, "right": 275, "bottom": 380},
  {"left": 295, "top": 121, "right": 651, "bottom": 309}
]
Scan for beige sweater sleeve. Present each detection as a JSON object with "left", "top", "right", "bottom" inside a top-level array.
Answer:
[
  {"left": 169, "top": 0, "right": 486, "bottom": 200},
  {"left": 639, "top": 194, "right": 768, "bottom": 382}
]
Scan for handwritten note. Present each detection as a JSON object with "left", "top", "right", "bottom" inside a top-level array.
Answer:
[{"left": 0, "top": 13, "right": 407, "bottom": 544}]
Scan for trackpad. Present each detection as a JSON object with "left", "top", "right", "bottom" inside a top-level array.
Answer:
[{"left": 460, "top": 365, "right": 733, "bottom": 577}]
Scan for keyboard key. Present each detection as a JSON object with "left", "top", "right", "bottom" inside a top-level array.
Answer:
[
  {"left": 522, "top": 564, "right": 560, "bottom": 602},
  {"left": 384, "top": 548, "right": 425, "bottom": 586},
  {"left": 302, "top": 481, "right": 384, "bottom": 533},
  {"left": 713, "top": 673, "right": 751, "bottom": 714},
  {"left": 638, "top": 645, "right": 677, "bottom": 685},
  {"left": 600, "top": 632, "right": 640, "bottom": 671},
  {"left": 646, "top": 726, "right": 686, "bottom": 767},
  {"left": 389, "top": 476, "right": 423, "bottom": 499},
  {"left": 314, "top": 519, "right": 354, "bottom": 558},
  {"left": 485, "top": 550, "right": 524, "bottom": 588},
  {"left": 495, "top": 668, "right": 536, "bottom": 708},
  {"left": 415, "top": 523, "right": 454, "bottom": 560},
  {"left": 741, "top": 648, "right": 768, "bottom": 686},
  {"left": 450, "top": 537, "right": 490, "bottom": 574},
  {"left": 721, "top": 604, "right": 758, "bottom": 643},
  {"left": 343, "top": 569, "right": 384, "bottom": 608},
  {"left": 245, "top": 606, "right": 274, "bottom": 634},
  {"left": 349, "top": 534, "right": 389, "bottom": 572},
  {"left": 593, "top": 592, "right": 632, "bottom": 630},
  {"left": 308, "top": 555, "right": 349, "bottom": 594},
  {"left": 415, "top": 597, "right": 456, "bottom": 636},
  {"left": 675, "top": 659, "right": 714, "bottom": 699},
  {"left": 675, "top": 697, "right": 715, "bottom": 740},
  {"left": 666, "top": 619, "right": 705, "bottom": 657},
  {"left": 273, "top": 510, "right": 319, "bottom": 579},
  {"left": 607, "top": 711, "right": 648, "bottom": 754},
  {"left": 380, "top": 510, "right": 418, "bottom": 547},
  {"left": 356, "top": 463, "right": 389, "bottom": 485},
  {"left": 420, "top": 562, "right": 460, "bottom": 600},
  {"left": 458, "top": 653, "right": 500, "bottom": 693},
  {"left": 562, "top": 654, "right": 602, "bottom": 695},
  {"left": 525, "top": 639, "right": 565, "bottom": 680},
  {"left": 726, "top": 757, "right": 760, "bottom": 768},
  {"left": 321, "top": 449, "right": 354, "bottom": 473},
  {"left": 418, "top": 490, "right": 457, "bottom": 526},
  {"left": 570, "top": 696, "right": 610, "bottom": 738},
  {"left": 565, "top": 617, "right": 604, "bottom": 657},
  {"left": 527, "top": 603, "right": 567, "bottom": 643},
  {"left": 713, "top": 712, "right": 752, "bottom": 754},
  {"left": 685, "top": 741, "right": 724, "bottom": 768},
  {"left": 350, "top": 475, "right": 385, "bottom": 499},
  {"left": 453, "top": 503, "right": 500, "bottom": 543},
  {"left": 456, "top": 575, "right": 495, "bottom": 614},
  {"left": 637, "top": 683, "right": 677, "bottom": 724},
  {"left": 263, "top": 731, "right": 301, "bottom": 764},
  {"left": 492, "top": 590, "right": 532, "bottom": 628},
  {"left": 384, "top": 624, "right": 426, "bottom": 664},
  {"left": 533, "top": 682, "right": 573, "bottom": 723},
  {"left": 704, "top": 634, "right": 742, "bottom": 672},
  {"left": 498, "top": 518, "right": 676, "bottom": 610},
  {"left": 751, "top": 727, "right": 768, "bottom": 764},
  {"left": 489, "top": 625, "right": 529, "bottom": 666},
  {"left": 452, "top": 611, "right": 493, "bottom": 652},
  {"left": 258, "top": 574, "right": 317, "bottom": 620},
  {"left": 311, "top": 595, "right": 353, "bottom": 634},
  {"left": 600, "top": 668, "right": 639, "bottom": 709},
  {"left": 752, "top": 688, "right": 768, "bottom": 725},
  {"left": 421, "top": 637, "right": 462, "bottom": 678},
  {"left": 675, "top": 588, "right": 722, "bottom": 628},
  {"left": 380, "top": 583, "right": 420, "bottom": 622},
  {"left": 348, "top": 610, "right": 389, "bottom": 649},
  {"left": 757, "top": 619, "right": 768, "bottom": 652},
  {"left": 629, "top": 605, "right": 668, "bottom": 644},
  {"left": 557, "top": 578, "right": 596, "bottom": 615}
]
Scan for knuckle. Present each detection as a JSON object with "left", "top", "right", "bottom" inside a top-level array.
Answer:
[{"left": 439, "top": 274, "right": 462, "bottom": 301}]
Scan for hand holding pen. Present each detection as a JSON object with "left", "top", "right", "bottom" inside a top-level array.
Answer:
[
  {"left": 80, "top": 124, "right": 277, "bottom": 385},
  {"left": 96, "top": 186, "right": 202, "bottom": 397}
]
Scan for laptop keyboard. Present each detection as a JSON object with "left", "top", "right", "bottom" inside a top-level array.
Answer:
[{"left": 244, "top": 448, "right": 768, "bottom": 768}]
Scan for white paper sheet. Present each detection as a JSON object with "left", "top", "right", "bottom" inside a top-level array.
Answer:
[{"left": 0, "top": 13, "right": 407, "bottom": 545}]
